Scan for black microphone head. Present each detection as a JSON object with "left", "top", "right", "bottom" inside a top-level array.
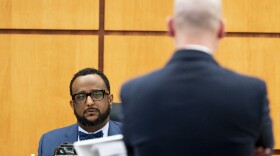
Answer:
[{"left": 54, "top": 142, "right": 77, "bottom": 156}]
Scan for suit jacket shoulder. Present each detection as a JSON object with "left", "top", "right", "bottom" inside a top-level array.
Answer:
[
  {"left": 38, "top": 124, "right": 78, "bottom": 156},
  {"left": 39, "top": 121, "right": 122, "bottom": 156},
  {"left": 218, "top": 66, "right": 267, "bottom": 94},
  {"left": 108, "top": 120, "right": 122, "bottom": 135}
]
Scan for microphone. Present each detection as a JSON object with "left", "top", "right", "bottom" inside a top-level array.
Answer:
[{"left": 54, "top": 142, "right": 77, "bottom": 156}]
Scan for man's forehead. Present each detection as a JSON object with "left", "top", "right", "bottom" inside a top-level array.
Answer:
[{"left": 72, "top": 74, "right": 106, "bottom": 88}]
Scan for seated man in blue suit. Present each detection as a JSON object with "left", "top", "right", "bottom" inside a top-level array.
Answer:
[
  {"left": 120, "top": 0, "right": 274, "bottom": 156},
  {"left": 38, "top": 68, "right": 122, "bottom": 156}
]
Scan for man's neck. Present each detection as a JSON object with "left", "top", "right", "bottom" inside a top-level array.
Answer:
[
  {"left": 175, "top": 33, "right": 218, "bottom": 53},
  {"left": 178, "top": 44, "right": 213, "bottom": 55}
]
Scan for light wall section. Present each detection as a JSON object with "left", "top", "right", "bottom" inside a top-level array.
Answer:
[
  {"left": 0, "top": 35, "right": 12, "bottom": 156},
  {"left": 0, "top": 34, "right": 98, "bottom": 155},
  {"left": 105, "top": 0, "right": 280, "bottom": 33},
  {"left": 0, "top": 0, "right": 99, "bottom": 29},
  {"left": 223, "top": 0, "right": 280, "bottom": 32},
  {"left": 104, "top": 35, "right": 174, "bottom": 102},
  {"left": 105, "top": 0, "right": 173, "bottom": 31}
]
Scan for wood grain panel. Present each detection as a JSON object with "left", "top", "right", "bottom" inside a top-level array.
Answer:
[
  {"left": 0, "top": 34, "right": 12, "bottom": 156},
  {"left": 0, "top": 0, "right": 12, "bottom": 28},
  {"left": 105, "top": 0, "right": 173, "bottom": 31},
  {"left": 0, "top": 0, "right": 99, "bottom": 30},
  {"left": 105, "top": 0, "right": 279, "bottom": 32},
  {"left": 223, "top": 0, "right": 280, "bottom": 32},
  {"left": 0, "top": 34, "right": 98, "bottom": 155},
  {"left": 104, "top": 35, "right": 174, "bottom": 102},
  {"left": 216, "top": 37, "right": 280, "bottom": 148}
]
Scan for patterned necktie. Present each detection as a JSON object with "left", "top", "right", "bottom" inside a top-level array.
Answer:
[{"left": 78, "top": 131, "right": 104, "bottom": 141}]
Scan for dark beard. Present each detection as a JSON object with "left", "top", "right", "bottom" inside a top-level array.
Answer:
[{"left": 74, "top": 105, "right": 111, "bottom": 127}]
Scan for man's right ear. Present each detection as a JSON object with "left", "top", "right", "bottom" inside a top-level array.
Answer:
[
  {"left": 217, "top": 20, "right": 225, "bottom": 39},
  {"left": 70, "top": 100, "right": 74, "bottom": 110},
  {"left": 166, "top": 16, "right": 175, "bottom": 37}
]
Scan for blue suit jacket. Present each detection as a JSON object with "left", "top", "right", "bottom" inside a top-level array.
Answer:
[
  {"left": 38, "top": 120, "right": 122, "bottom": 156},
  {"left": 121, "top": 49, "right": 274, "bottom": 156}
]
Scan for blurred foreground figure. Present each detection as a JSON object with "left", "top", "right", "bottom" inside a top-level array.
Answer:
[{"left": 120, "top": 0, "right": 274, "bottom": 156}]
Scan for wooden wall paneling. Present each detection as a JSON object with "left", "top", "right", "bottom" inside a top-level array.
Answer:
[
  {"left": 223, "top": 0, "right": 280, "bottom": 33},
  {"left": 215, "top": 37, "right": 280, "bottom": 149},
  {"left": 0, "top": 0, "right": 12, "bottom": 28},
  {"left": 0, "top": 34, "right": 12, "bottom": 156},
  {"left": 0, "top": 0, "right": 99, "bottom": 30},
  {"left": 105, "top": 0, "right": 280, "bottom": 32},
  {"left": 0, "top": 34, "right": 98, "bottom": 155},
  {"left": 105, "top": 0, "right": 173, "bottom": 31},
  {"left": 104, "top": 35, "right": 174, "bottom": 102},
  {"left": 275, "top": 152, "right": 280, "bottom": 156}
]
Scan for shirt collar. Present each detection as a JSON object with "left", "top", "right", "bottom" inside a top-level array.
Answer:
[{"left": 180, "top": 44, "right": 213, "bottom": 55}]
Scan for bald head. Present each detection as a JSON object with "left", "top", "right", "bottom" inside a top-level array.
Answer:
[
  {"left": 174, "top": 0, "right": 222, "bottom": 34},
  {"left": 167, "top": 0, "right": 224, "bottom": 51}
]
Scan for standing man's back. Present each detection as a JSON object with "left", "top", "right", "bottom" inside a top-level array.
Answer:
[{"left": 120, "top": 0, "right": 274, "bottom": 156}]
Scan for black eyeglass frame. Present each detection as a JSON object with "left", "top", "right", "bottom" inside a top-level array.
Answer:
[{"left": 72, "top": 89, "right": 110, "bottom": 104}]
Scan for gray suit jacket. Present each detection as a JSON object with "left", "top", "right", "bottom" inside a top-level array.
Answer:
[{"left": 38, "top": 120, "right": 122, "bottom": 156}]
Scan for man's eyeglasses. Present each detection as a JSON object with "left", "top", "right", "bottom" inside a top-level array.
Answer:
[{"left": 72, "top": 90, "right": 110, "bottom": 104}]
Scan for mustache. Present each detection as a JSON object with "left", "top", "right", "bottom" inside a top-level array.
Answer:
[{"left": 83, "top": 108, "right": 100, "bottom": 114}]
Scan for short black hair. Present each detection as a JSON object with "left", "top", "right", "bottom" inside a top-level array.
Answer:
[{"left": 69, "top": 68, "right": 110, "bottom": 96}]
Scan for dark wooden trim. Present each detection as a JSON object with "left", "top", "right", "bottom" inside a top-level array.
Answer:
[
  {"left": 1, "top": 29, "right": 279, "bottom": 38},
  {"left": 104, "top": 30, "right": 168, "bottom": 36},
  {"left": 98, "top": 35, "right": 104, "bottom": 72},
  {"left": 274, "top": 149, "right": 280, "bottom": 155},
  {"left": 0, "top": 29, "right": 99, "bottom": 35},
  {"left": 105, "top": 30, "right": 280, "bottom": 38},
  {"left": 226, "top": 32, "right": 280, "bottom": 38},
  {"left": 98, "top": 0, "right": 105, "bottom": 72}
]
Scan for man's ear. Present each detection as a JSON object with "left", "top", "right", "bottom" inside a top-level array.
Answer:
[
  {"left": 108, "top": 94, "right": 113, "bottom": 108},
  {"left": 166, "top": 16, "right": 175, "bottom": 37},
  {"left": 218, "top": 20, "right": 225, "bottom": 39},
  {"left": 70, "top": 100, "right": 74, "bottom": 110}
]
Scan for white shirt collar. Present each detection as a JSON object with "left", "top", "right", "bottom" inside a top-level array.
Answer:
[
  {"left": 181, "top": 44, "right": 213, "bottom": 55},
  {"left": 78, "top": 121, "right": 109, "bottom": 141}
]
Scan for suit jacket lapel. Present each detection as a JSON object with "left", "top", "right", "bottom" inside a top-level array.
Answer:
[
  {"left": 64, "top": 124, "right": 79, "bottom": 142},
  {"left": 108, "top": 120, "right": 122, "bottom": 136}
]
